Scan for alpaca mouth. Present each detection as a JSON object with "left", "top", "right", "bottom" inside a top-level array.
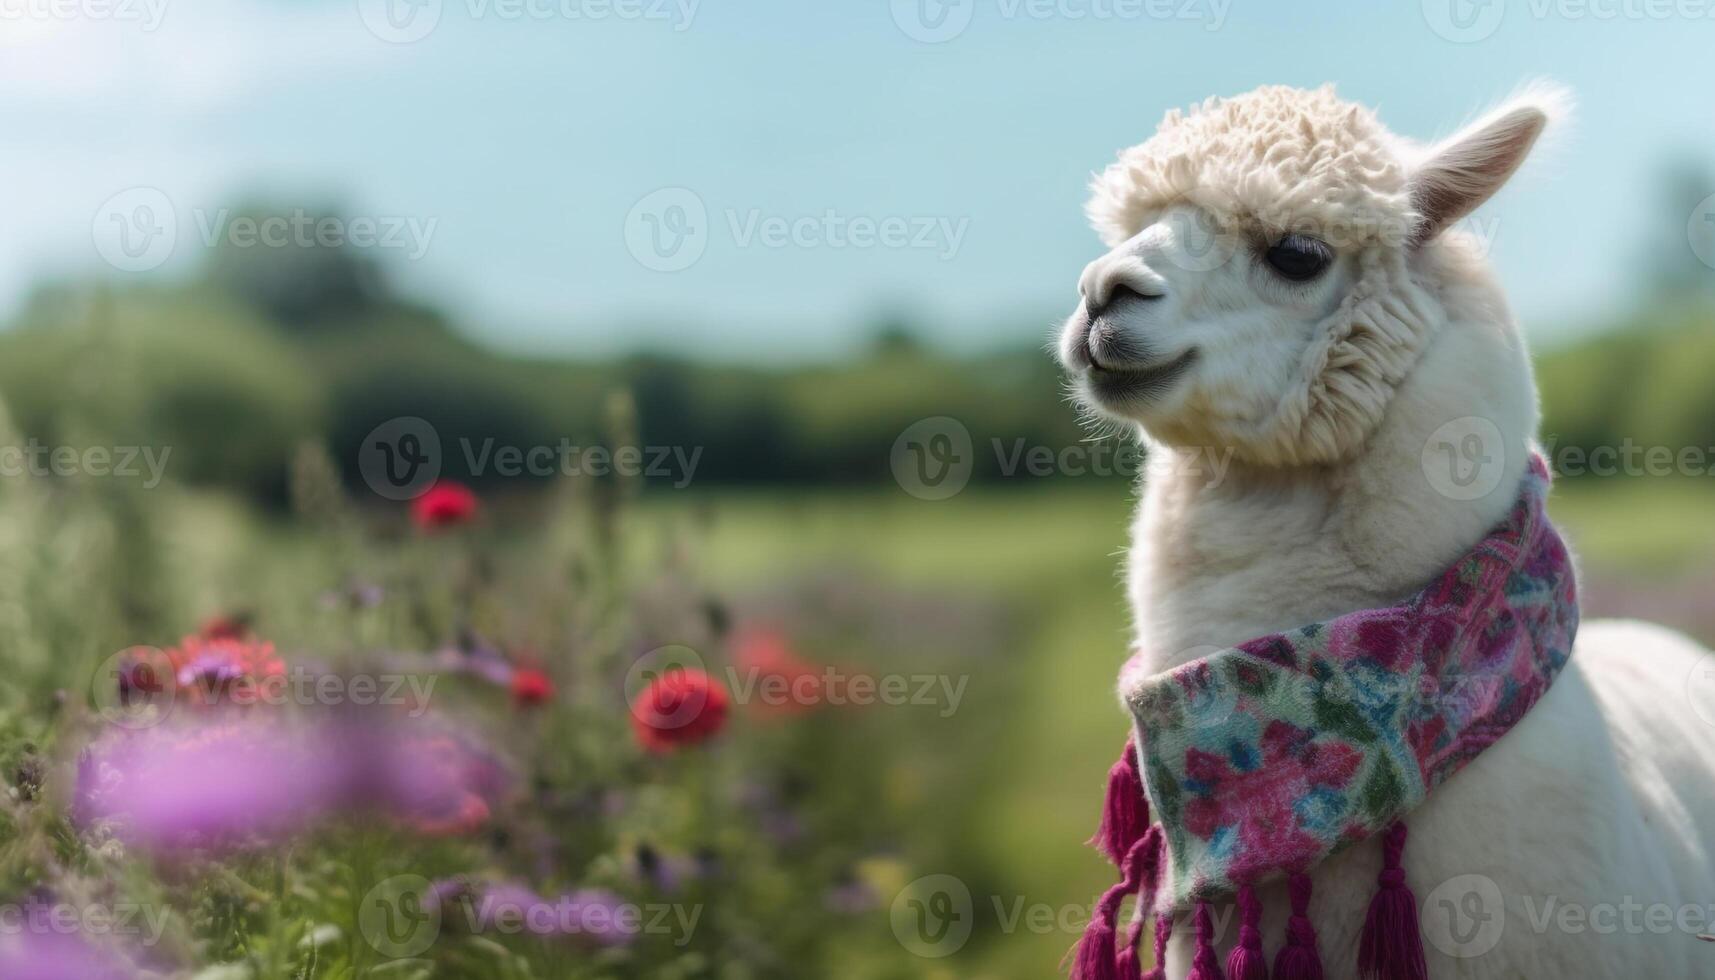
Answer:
[{"left": 1083, "top": 348, "right": 1197, "bottom": 405}]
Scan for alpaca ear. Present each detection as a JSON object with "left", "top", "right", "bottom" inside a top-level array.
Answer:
[{"left": 1408, "top": 86, "right": 1568, "bottom": 246}]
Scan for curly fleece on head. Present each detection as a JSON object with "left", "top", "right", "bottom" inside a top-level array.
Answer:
[{"left": 1085, "top": 84, "right": 1418, "bottom": 249}]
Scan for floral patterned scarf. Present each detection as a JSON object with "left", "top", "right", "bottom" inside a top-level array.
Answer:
[{"left": 1074, "top": 455, "right": 1579, "bottom": 980}]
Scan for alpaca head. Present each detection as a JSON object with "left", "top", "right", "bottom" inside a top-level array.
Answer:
[{"left": 1057, "top": 83, "right": 1567, "bottom": 468}]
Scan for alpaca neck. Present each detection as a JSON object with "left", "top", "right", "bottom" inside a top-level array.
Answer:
[{"left": 1125, "top": 332, "right": 1535, "bottom": 672}]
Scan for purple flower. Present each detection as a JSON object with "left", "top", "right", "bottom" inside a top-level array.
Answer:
[
  {"left": 74, "top": 711, "right": 512, "bottom": 849},
  {"left": 0, "top": 931, "right": 131, "bottom": 980}
]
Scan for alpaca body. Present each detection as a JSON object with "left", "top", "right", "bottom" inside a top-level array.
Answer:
[{"left": 1131, "top": 441, "right": 1715, "bottom": 978}]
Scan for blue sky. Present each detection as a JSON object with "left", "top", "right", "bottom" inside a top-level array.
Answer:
[{"left": 2, "top": 0, "right": 1712, "bottom": 360}]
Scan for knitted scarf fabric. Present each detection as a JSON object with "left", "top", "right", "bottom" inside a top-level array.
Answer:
[{"left": 1076, "top": 456, "right": 1579, "bottom": 980}]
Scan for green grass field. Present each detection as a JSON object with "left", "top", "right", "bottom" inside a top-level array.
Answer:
[{"left": 642, "top": 476, "right": 1715, "bottom": 977}]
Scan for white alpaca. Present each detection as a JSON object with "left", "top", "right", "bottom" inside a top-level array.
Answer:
[{"left": 1058, "top": 83, "right": 1715, "bottom": 978}]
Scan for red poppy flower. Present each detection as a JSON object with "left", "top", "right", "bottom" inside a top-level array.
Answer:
[
  {"left": 163, "top": 635, "right": 286, "bottom": 707},
  {"left": 733, "top": 628, "right": 821, "bottom": 717},
  {"left": 630, "top": 668, "right": 730, "bottom": 752},
  {"left": 510, "top": 668, "right": 554, "bottom": 708},
  {"left": 198, "top": 614, "right": 252, "bottom": 641},
  {"left": 412, "top": 481, "right": 479, "bottom": 529}
]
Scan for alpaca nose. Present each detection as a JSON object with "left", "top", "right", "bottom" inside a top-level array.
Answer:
[
  {"left": 1084, "top": 282, "right": 1161, "bottom": 321},
  {"left": 1078, "top": 255, "right": 1166, "bottom": 318}
]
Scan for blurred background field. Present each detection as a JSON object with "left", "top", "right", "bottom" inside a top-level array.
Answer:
[{"left": 3, "top": 4, "right": 1715, "bottom": 977}]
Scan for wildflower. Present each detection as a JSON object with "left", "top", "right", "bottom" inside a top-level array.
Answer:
[
  {"left": 163, "top": 635, "right": 285, "bottom": 707},
  {"left": 732, "top": 627, "right": 821, "bottom": 717},
  {"left": 74, "top": 719, "right": 338, "bottom": 849},
  {"left": 412, "top": 481, "right": 479, "bottom": 529},
  {"left": 197, "top": 613, "right": 253, "bottom": 641},
  {"left": 630, "top": 667, "right": 730, "bottom": 752},
  {"left": 510, "top": 667, "right": 554, "bottom": 707},
  {"left": 0, "top": 929, "right": 132, "bottom": 980}
]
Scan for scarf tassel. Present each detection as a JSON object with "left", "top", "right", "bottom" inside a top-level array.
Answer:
[
  {"left": 1137, "top": 913, "right": 1172, "bottom": 980},
  {"left": 1090, "top": 736, "right": 1149, "bottom": 863},
  {"left": 1225, "top": 885, "right": 1268, "bottom": 980},
  {"left": 1273, "top": 873, "right": 1323, "bottom": 980},
  {"left": 1358, "top": 821, "right": 1427, "bottom": 980},
  {"left": 1071, "top": 830, "right": 1159, "bottom": 980},
  {"left": 1186, "top": 902, "right": 1227, "bottom": 980}
]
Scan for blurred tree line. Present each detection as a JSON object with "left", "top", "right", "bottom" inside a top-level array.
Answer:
[{"left": 0, "top": 197, "right": 1710, "bottom": 505}]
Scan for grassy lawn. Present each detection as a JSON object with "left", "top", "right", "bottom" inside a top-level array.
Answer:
[{"left": 641, "top": 476, "right": 1713, "bottom": 977}]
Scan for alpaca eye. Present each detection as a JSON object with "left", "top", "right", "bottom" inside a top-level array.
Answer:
[{"left": 1264, "top": 234, "right": 1333, "bottom": 282}]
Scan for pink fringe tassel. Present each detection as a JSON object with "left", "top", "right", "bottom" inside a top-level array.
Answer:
[
  {"left": 1272, "top": 873, "right": 1323, "bottom": 980},
  {"left": 1071, "top": 831, "right": 1156, "bottom": 980},
  {"left": 1225, "top": 885, "right": 1269, "bottom": 980},
  {"left": 1116, "top": 913, "right": 1147, "bottom": 979},
  {"left": 1358, "top": 821, "right": 1427, "bottom": 980},
  {"left": 1090, "top": 736, "right": 1149, "bottom": 864},
  {"left": 1139, "top": 913, "right": 1172, "bottom": 980},
  {"left": 1186, "top": 902, "right": 1226, "bottom": 980}
]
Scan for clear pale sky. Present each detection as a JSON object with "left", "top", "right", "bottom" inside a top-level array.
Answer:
[{"left": 2, "top": 0, "right": 1712, "bottom": 360}]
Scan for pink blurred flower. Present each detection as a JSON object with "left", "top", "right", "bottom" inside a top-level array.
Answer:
[{"left": 0, "top": 929, "right": 132, "bottom": 980}]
